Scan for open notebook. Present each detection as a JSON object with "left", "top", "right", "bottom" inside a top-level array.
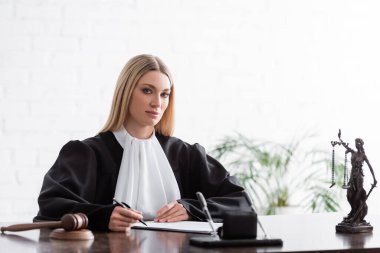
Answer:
[{"left": 132, "top": 221, "right": 223, "bottom": 234}]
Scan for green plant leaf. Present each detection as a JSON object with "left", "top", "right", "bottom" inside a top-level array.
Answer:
[{"left": 211, "top": 132, "right": 345, "bottom": 215}]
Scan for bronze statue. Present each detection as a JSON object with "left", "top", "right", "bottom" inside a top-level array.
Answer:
[{"left": 331, "top": 129, "right": 377, "bottom": 233}]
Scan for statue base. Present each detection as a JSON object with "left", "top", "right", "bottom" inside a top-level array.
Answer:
[{"left": 336, "top": 221, "right": 373, "bottom": 233}]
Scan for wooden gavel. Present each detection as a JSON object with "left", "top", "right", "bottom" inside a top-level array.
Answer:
[{"left": 1, "top": 213, "right": 88, "bottom": 233}]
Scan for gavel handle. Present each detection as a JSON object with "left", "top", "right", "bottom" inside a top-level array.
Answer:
[{"left": 1, "top": 221, "right": 61, "bottom": 232}]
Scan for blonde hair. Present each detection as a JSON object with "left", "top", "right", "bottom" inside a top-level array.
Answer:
[{"left": 100, "top": 54, "right": 175, "bottom": 136}]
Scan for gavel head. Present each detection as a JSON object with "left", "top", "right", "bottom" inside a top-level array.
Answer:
[{"left": 61, "top": 213, "right": 89, "bottom": 231}]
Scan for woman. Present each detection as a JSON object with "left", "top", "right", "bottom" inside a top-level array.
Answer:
[{"left": 34, "top": 54, "right": 249, "bottom": 231}]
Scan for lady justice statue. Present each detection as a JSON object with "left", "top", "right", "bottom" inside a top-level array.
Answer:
[{"left": 331, "top": 129, "right": 377, "bottom": 233}]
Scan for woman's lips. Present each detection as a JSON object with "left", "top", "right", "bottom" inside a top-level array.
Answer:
[{"left": 146, "top": 111, "right": 160, "bottom": 118}]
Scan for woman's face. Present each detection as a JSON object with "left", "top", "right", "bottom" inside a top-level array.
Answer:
[
  {"left": 355, "top": 139, "right": 363, "bottom": 150},
  {"left": 126, "top": 70, "right": 171, "bottom": 137}
]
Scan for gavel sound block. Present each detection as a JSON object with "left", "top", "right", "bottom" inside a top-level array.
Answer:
[{"left": 1, "top": 213, "right": 94, "bottom": 240}]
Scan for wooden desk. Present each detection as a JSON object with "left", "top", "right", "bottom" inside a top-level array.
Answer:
[{"left": 1, "top": 213, "right": 380, "bottom": 252}]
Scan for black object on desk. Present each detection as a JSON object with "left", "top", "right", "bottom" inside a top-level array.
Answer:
[
  {"left": 190, "top": 191, "right": 283, "bottom": 247},
  {"left": 190, "top": 210, "right": 283, "bottom": 247},
  {"left": 217, "top": 211, "right": 257, "bottom": 239},
  {"left": 189, "top": 236, "right": 283, "bottom": 247}
]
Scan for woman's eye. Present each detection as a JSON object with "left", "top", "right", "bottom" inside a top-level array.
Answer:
[
  {"left": 161, "top": 92, "right": 170, "bottom": 98},
  {"left": 142, "top": 88, "right": 152, "bottom": 94}
]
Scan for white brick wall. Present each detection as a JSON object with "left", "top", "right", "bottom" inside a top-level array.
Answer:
[{"left": 1, "top": 0, "right": 380, "bottom": 222}]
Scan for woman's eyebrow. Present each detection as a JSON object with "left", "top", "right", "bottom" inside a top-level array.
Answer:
[
  {"left": 141, "top": 83, "right": 171, "bottom": 92},
  {"left": 140, "top": 83, "right": 156, "bottom": 89}
]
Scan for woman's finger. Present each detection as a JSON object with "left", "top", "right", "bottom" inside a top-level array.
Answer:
[
  {"left": 167, "top": 213, "right": 189, "bottom": 222},
  {"left": 157, "top": 204, "right": 183, "bottom": 220},
  {"left": 109, "top": 206, "right": 143, "bottom": 231},
  {"left": 119, "top": 208, "right": 143, "bottom": 221},
  {"left": 156, "top": 201, "right": 175, "bottom": 217},
  {"left": 155, "top": 202, "right": 180, "bottom": 220},
  {"left": 155, "top": 202, "right": 189, "bottom": 222}
]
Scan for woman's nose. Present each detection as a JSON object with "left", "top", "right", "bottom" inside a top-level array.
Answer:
[{"left": 150, "top": 95, "right": 161, "bottom": 107}]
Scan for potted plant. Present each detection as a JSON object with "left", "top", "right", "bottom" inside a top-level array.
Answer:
[{"left": 211, "top": 133, "right": 345, "bottom": 215}]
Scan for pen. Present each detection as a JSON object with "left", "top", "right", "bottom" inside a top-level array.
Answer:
[
  {"left": 242, "top": 191, "right": 267, "bottom": 238},
  {"left": 113, "top": 198, "right": 148, "bottom": 226},
  {"left": 196, "top": 192, "right": 217, "bottom": 235}
]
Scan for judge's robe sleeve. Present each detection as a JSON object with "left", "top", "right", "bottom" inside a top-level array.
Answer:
[
  {"left": 33, "top": 140, "right": 116, "bottom": 231},
  {"left": 176, "top": 143, "right": 251, "bottom": 222}
]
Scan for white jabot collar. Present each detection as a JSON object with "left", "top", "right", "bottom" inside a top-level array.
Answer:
[{"left": 113, "top": 127, "right": 181, "bottom": 220}]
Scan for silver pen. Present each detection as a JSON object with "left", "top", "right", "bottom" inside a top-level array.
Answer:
[
  {"left": 242, "top": 191, "right": 267, "bottom": 238},
  {"left": 196, "top": 192, "right": 217, "bottom": 235}
]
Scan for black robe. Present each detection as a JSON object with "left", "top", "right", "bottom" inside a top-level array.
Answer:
[{"left": 34, "top": 131, "right": 250, "bottom": 231}]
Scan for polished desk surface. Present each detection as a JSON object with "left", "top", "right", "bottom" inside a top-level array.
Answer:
[{"left": 1, "top": 213, "right": 380, "bottom": 253}]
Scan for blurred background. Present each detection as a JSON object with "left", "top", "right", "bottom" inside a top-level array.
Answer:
[{"left": 1, "top": 0, "right": 380, "bottom": 221}]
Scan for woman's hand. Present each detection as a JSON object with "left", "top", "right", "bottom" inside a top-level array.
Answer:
[
  {"left": 108, "top": 206, "right": 143, "bottom": 232},
  {"left": 155, "top": 201, "right": 190, "bottom": 222}
]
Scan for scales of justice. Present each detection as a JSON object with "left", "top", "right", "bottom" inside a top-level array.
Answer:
[{"left": 330, "top": 129, "right": 377, "bottom": 233}]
